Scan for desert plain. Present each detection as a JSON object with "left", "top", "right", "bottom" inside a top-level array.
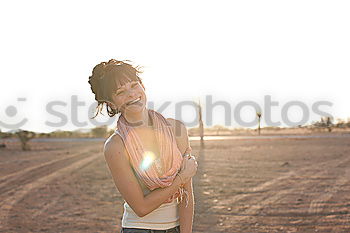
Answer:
[{"left": 1, "top": 133, "right": 350, "bottom": 232}]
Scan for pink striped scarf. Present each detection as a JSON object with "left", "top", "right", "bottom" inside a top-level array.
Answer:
[{"left": 116, "top": 109, "right": 190, "bottom": 205}]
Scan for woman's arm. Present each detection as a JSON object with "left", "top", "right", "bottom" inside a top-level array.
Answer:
[
  {"left": 167, "top": 118, "right": 195, "bottom": 233},
  {"left": 179, "top": 178, "right": 194, "bottom": 233},
  {"left": 103, "top": 134, "right": 195, "bottom": 217}
]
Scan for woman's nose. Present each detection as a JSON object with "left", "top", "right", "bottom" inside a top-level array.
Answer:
[
  {"left": 127, "top": 90, "right": 136, "bottom": 97},
  {"left": 126, "top": 88, "right": 137, "bottom": 98}
]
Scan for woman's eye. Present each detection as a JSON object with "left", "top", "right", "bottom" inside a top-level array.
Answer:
[{"left": 116, "top": 91, "right": 124, "bottom": 95}]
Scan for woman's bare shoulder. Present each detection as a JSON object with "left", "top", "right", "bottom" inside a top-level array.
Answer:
[
  {"left": 103, "top": 132, "right": 125, "bottom": 159},
  {"left": 165, "top": 118, "right": 186, "bottom": 129},
  {"left": 166, "top": 118, "right": 187, "bottom": 137}
]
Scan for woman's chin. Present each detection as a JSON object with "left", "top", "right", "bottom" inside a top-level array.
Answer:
[{"left": 124, "top": 104, "right": 145, "bottom": 113}]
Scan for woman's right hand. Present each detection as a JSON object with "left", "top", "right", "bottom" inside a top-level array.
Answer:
[{"left": 178, "top": 155, "right": 198, "bottom": 183}]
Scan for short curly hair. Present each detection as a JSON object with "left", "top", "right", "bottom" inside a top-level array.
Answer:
[{"left": 88, "top": 59, "right": 144, "bottom": 118}]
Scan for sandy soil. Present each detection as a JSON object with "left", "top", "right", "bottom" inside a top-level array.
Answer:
[{"left": 0, "top": 135, "right": 350, "bottom": 232}]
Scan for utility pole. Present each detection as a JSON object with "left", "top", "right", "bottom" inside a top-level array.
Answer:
[
  {"left": 198, "top": 100, "right": 204, "bottom": 147},
  {"left": 256, "top": 112, "right": 262, "bottom": 136}
]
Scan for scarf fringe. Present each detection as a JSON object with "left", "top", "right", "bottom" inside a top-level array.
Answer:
[{"left": 177, "top": 186, "right": 189, "bottom": 208}]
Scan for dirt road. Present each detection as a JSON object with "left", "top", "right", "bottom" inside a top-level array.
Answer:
[
  {"left": 0, "top": 141, "right": 104, "bottom": 232},
  {"left": 193, "top": 137, "right": 350, "bottom": 232},
  {"left": 1, "top": 136, "right": 349, "bottom": 232}
]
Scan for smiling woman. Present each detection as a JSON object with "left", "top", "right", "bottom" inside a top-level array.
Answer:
[{"left": 87, "top": 59, "right": 198, "bottom": 233}]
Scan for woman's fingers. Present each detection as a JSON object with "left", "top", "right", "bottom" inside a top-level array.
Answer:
[
  {"left": 188, "top": 155, "right": 195, "bottom": 160},
  {"left": 181, "top": 154, "right": 189, "bottom": 170},
  {"left": 184, "top": 147, "right": 192, "bottom": 155}
]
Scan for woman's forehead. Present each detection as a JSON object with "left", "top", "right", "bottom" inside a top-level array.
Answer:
[{"left": 115, "top": 77, "right": 138, "bottom": 90}]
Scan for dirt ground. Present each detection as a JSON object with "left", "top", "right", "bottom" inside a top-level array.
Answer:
[{"left": 1, "top": 134, "right": 350, "bottom": 233}]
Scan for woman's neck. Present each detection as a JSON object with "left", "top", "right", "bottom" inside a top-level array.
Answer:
[{"left": 122, "top": 108, "right": 152, "bottom": 128}]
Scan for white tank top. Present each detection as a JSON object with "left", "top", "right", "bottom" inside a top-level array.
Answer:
[
  {"left": 122, "top": 199, "right": 179, "bottom": 230},
  {"left": 114, "top": 129, "right": 180, "bottom": 230}
]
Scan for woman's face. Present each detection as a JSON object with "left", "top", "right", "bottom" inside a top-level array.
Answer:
[{"left": 111, "top": 80, "right": 146, "bottom": 114}]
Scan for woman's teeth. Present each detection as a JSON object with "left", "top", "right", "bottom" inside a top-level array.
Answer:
[{"left": 127, "top": 97, "right": 141, "bottom": 105}]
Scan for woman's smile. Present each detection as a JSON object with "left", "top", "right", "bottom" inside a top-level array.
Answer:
[
  {"left": 126, "top": 97, "right": 142, "bottom": 106},
  {"left": 113, "top": 80, "right": 147, "bottom": 113}
]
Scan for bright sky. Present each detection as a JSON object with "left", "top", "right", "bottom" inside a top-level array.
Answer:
[{"left": 0, "top": 0, "right": 349, "bottom": 133}]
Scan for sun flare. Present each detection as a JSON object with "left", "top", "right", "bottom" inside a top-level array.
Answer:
[{"left": 140, "top": 151, "right": 156, "bottom": 171}]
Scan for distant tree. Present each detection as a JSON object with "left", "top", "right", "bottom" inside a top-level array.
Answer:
[
  {"left": 335, "top": 118, "right": 345, "bottom": 128},
  {"left": 48, "top": 130, "right": 76, "bottom": 138},
  {"left": 0, "top": 129, "right": 7, "bottom": 148},
  {"left": 15, "top": 130, "right": 36, "bottom": 151},
  {"left": 326, "top": 117, "right": 333, "bottom": 132},
  {"left": 37, "top": 133, "right": 48, "bottom": 138},
  {"left": 211, "top": 125, "right": 229, "bottom": 135},
  {"left": 312, "top": 116, "right": 334, "bottom": 132},
  {"left": 347, "top": 118, "right": 350, "bottom": 128},
  {"left": 91, "top": 125, "right": 108, "bottom": 138},
  {"left": 0, "top": 129, "right": 12, "bottom": 139}
]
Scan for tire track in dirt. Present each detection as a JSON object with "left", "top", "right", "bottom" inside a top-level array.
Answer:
[
  {"left": 254, "top": 155, "right": 350, "bottom": 215},
  {"left": 0, "top": 149, "right": 64, "bottom": 165},
  {"left": 308, "top": 168, "right": 350, "bottom": 215},
  {"left": 213, "top": 153, "right": 348, "bottom": 212},
  {"left": 0, "top": 148, "right": 99, "bottom": 195},
  {"left": 0, "top": 148, "right": 102, "bottom": 231},
  {"left": 0, "top": 147, "right": 94, "bottom": 186},
  {"left": 30, "top": 196, "right": 62, "bottom": 219},
  {"left": 217, "top": 153, "right": 350, "bottom": 232}
]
